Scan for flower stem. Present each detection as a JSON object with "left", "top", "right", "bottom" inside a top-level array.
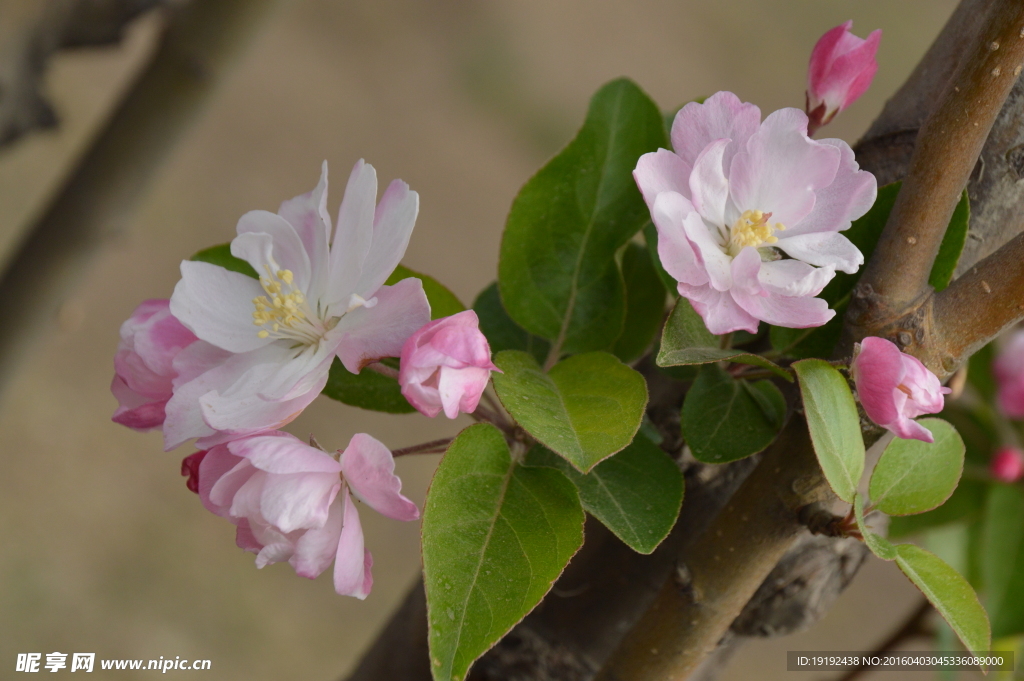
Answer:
[
  {"left": 365, "top": 361, "right": 400, "bottom": 380},
  {"left": 391, "top": 438, "right": 453, "bottom": 457}
]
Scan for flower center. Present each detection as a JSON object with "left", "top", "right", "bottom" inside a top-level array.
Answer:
[
  {"left": 727, "top": 210, "right": 786, "bottom": 257},
  {"left": 252, "top": 267, "right": 325, "bottom": 345}
]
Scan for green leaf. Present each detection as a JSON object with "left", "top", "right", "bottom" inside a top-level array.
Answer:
[
  {"left": 492, "top": 350, "right": 648, "bottom": 473},
  {"left": 869, "top": 419, "right": 965, "bottom": 516},
  {"left": 888, "top": 479, "right": 988, "bottom": 538},
  {"left": 498, "top": 78, "right": 668, "bottom": 355},
  {"left": 190, "top": 243, "right": 258, "bottom": 278},
  {"left": 854, "top": 492, "right": 897, "bottom": 560},
  {"left": 613, "top": 242, "right": 667, "bottom": 363},
  {"left": 982, "top": 484, "right": 1024, "bottom": 638},
  {"left": 793, "top": 359, "right": 865, "bottom": 503},
  {"left": 657, "top": 299, "right": 791, "bottom": 381},
  {"left": 321, "top": 357, "right": 413, "bottom": 413},
  {"left": 386, "top": 264, "right": 465, "bottom": 320},
  {"left": 642, "top": 221, "right": 679, "bottom": 296},
  {"left": 422, "top": 424, "right": 585, "bottom": 681},
  {"left": 524, "top": 433, "right": 683, "bottom": 554},
  {"left": 929, "top": 190, "right": 970, "bottom": 291},
  {"left": 682, "top": 365, "right": 783, "bottom": 464},
  {"left": 895, "top": 543, "right": 990, "bottom": 654},
  {"left": 472, "top": 282, "right": 550, "bottom": 365}
]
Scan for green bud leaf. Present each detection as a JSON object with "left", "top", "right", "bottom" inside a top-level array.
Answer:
[{"left": 869, "top": 419, "right": 965, "bottom": 516}]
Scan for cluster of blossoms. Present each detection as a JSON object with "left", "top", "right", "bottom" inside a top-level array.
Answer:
[{"left": 111, "top": 161, "right": 499, "bottom": 597}]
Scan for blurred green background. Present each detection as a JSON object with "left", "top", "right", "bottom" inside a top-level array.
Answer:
[{"left": 0, "top": 1, "right": 969, "bottom": 679}]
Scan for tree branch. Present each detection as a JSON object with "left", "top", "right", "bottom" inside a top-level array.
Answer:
[{"left": 849, "top": 0, "right": 1024, "bottom": 332}]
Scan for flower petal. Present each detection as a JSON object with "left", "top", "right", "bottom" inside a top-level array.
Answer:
[
  {"left": 197, "top": 444, "right": 245, "bottom": 518},
  {"left": 776, "top": 231, "right": 863, "bottom": 274},
  {"left": 681, "top": 211, "right": 732, "bottom": 291},
  {"left": 291, "top": 496, "right": 343, "bottom": 579},
  {"left": 689, "top": 139, "right": 731, "bottom": 229},
  {"left": 341, "top": 433, "right": 420, "bottom": 521},
  {"left": 732, "top": 287, "right": 835, "bottom": 329},
  {"left": 729, "top": 108, "right": 841, "bottom": 227},
  {"left": 170, "top": 261, "right": 269, "bottom": 354},
  {"left": 228, "top": 432, "right": 343, "bottom": 475},
  {"left": 671, "top": 91, "right": 761, "bottom": 173},
  {"left": 235, "top": 212, "right": 313, "bottom": 293},
  {"left": 851, "top": 336, "right": 906, "bottom": 429},
  {"left": 677, "top": 282, "right": 759, "bottom": 335},
  {"left": 335, "top": 277, "right": 431, "bottom": 374},
  {"left": 327, "top": 160, "right": 377, "bottom": 306},
  {"left": 355, "top": 179, "right": 419, "bottom": 299},
  {"left": 757, "top": 259, "right": 835, "bottom": 298},
  {"left": 651, "top": 192, "right": 707, "bottom": 287},
  {"left": 277, "top": 160, "right": 333, "bottom": 301},
  {"left": 783, "top": 138, "right": 876, "bottom": 238},
  {"left": 334, "top": 488, "right": 372, "bottom": 599},
  {"left": 634, "top": 148, "right": 693, "bottom": 209},
  {"left": 439, "top": 366, "right": 492, "bottom": 419}
]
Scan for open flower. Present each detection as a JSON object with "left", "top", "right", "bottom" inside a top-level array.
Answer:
[
  {"left": 991, "top": 446, "right": 1024, "bottom": 483},
  {"left": 994, "top": 329, "right": 1024, "bottom": 419},
  {"left": 806, "top": 21, "right": 881, "bottom": 132},
  {"left": 399, "top": 310, "right": 500, "bottom": 419},
  {"left": 851, "top": 337, "right": 950, "bottom": 443},
  {"left": 197, "top": 431, "right": 418, "bottom": 598},
  {"left": 634, "top": 91, "right": 876, "bottom": 335},
  {"left": 165, "top": 161, "right": 431, "bottom": 449},
  {"left": 111, "top": 299, "right": 198, "bottom": 431}
]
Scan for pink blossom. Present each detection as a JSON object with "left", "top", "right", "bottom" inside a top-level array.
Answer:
[
  {"left": 196, "top": 431, "right": 418, "bottom": 598},
  {"left": 399, "top": 310, "right": 500, "bottom": 419},
  {"left": 165, "top": 161, "right": 431, "bottom": 450},
  {"left": 990, "top": 446, "right": 1024, "bottom": 483},
  {"left": 111, "top": 299, "right": 198, "bottom": 431},
  {"left": 851, "top": 337, "right": 950, "bottom": 443},
  {"left": 806, "top": 21, "right": 881, "bottom": 132},
  {"left": 994, "top": 329, "right": 1024, "bottom": 418},
  {"left": 634, "top": 92, "right": 876, "bottom": 335}
]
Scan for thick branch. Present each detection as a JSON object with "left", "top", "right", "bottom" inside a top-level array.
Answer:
[
  {"left": 594, "top": 417, "right": 831, "bottom": 681},
  {"left": 850, "top": 0, "right": 1024, "bottom": 327}
]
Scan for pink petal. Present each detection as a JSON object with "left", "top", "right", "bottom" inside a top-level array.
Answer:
[
  {"left": 633, "top": 148, "right": 693, "bottom": 209},
  {"left": 327, "top": 160, "right": 377, "bottom": 305},
  {"left": 808, "top": 21, "right": 853, "bottom": 89},
  {"left": 355, "top": 179, "right": 419, "bottom": 299},
  {"left": 732, "top": 285, "right": 835, "bottom": 329},
  {"left": 677, "top": 282, "right": 759, "bottom": 335},
  {"left": 439, "top": 366, "right": 492, "bottom": 419},
  {"left": 335, "top": 277, "right": 431, "bottom": 374},
  {"left": 681, "top": 211, "right": 732, "bottom": 291},
  {"left": 776, "top": 232, "right": 863, "bottom": 274},
  {"left": 340, "top": 433, "right": 420, "bottom": 522},
  {"left": 170, "top": 261, "right": 268, "bottom": 354},
  {"left": 258, "top": 472, "right": 341, "bottom": 533},
  {"left": 235, "top": 519, "right": 263, "bottom": 553},
  {"left": 291, "top": 496, "right": 344, "bottom": 578},
  {"left": 756, "top": 259, "right": 835, "bottom": 298},
  {"left": 784, "top": 138, "right": 876, "bottom": 238},
  {"left": 334, "top": 488, "right": 371, "bottom": 599},
  {"left": 889, "top": 416, "right": 936, "bottom": 444},
  {"left": 228, "top": 432, "right": 343, "bottom": 475},
  {"left": 689, "top": 139, "right": 732, "bottom": 228},
  {"left": 110, "top": 375, "right": 166, "bottom": 431},
  {"left": 651, "top": 192, "right": 707, "bottom": 287},
  {"left": 277, "top": 160, "right": 333, "bottom": 301},
  {"left": 671, "top": 92, "right": 761, "bottom": 173},
  {"left": 234, "top": 212, "right": 313, "bottom": 293},
  {"left": 198, "top": 369, "right": 326, "bottom": 443},
  {"left": 729, "top": 108, "right": 841, "bottom": 228},
  {"left": 198, "top": 444, "right": 245, "bottom": 518},
  {"left": 851, "top": 337, "right": 906, "bottom": 430}
]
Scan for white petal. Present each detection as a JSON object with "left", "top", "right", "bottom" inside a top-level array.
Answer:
[
  {"left": 327, "top": 160, "right": 377, "bottom": 306},
  {"left": 354, "top": 179, "right": 418, "bottom": 299},
  {"left": 689, "top": 139, "right": 731, "bottom": 228},
  {"left": 651, "top": 192, "right": 707, "bottom": 287},
  {"left": 234, "top": 212, "right": 313, "bottom": 293},
  {"left": 784, "top": 138, "right": 877, "bottom": 237},
  {"left": 757, "top": 259, "right": 835, "bottom": 297},
  {"left": 277, "top": 160, "right": 333, "bottom": 301},
  {"left": 776, "top": 231, "right": 864, "bottom": 274},
  {"left": 170, "top": 260, "right": 268, "bottom": 354},
  {"left": 681, "top": 212, "right": 732, "bottom": 291},
  {"left": 334, "top": 277, "right": 431, "bottom": 374}
]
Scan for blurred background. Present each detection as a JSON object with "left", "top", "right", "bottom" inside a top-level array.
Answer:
[{"left": 0, "top": 1, "right": 969, "bottom": 679}]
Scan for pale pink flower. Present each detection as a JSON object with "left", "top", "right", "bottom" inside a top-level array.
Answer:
[
  {"left": 197, "top": 431, "right": 418, "bottom": 598},
  {"left": 165, "top": 161, "right": 431, "bottom": 450},
  {"left": 399, "top": 310, "right": 500, "bottom": 419},
  {"left": 994, "top": 329, "right": 1024, "bottom": 419},
  {"left": 634, "top": 92, "right": 876, "bottom": 335},
  {"left": 990, "top": 446, "right": 1024, "bottom": 483},
  {"left": 806, "top": 21, "right": 881, "bottom": 133},
  {"left": 851, "top": 337, "right": 950, "bottom": 443},
  {"left": 111, "top": 299, "right": 198, "bottom": 431}
]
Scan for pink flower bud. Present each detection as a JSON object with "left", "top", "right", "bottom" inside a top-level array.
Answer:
[
  {"left": 994, "top": 329, "right": 1024, "bottom": 418},
  {"left": 991, "top": 446, "right": 1024, "bottom": 483},
  {"left": 806, "top": 21, "right": 881, "bottom": 132},
  {"left": 111, "top": 299, "right": 198, "bottom": 431},
  {"left": 851, "top": 337, "right": 951, "bottom": 443},
  {"left": 399, "top": 310, "right": 500, "bottom": 419}
]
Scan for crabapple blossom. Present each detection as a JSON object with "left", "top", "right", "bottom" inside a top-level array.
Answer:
[
  {"left": 399, "top": 310, "right": 500, "bottom": 419},
  {"left": 994, "top": 329, "right": 1024, "bottom": 419},
  {"left": 806, "top": 21, "right": 881, "bottom": 133},
  {"left": 181, "top": 450, "right": 206, "bottom": 493},
  {"left": 990, "top": 446, "right": 1024, "bottom": 483},
  {"left": 850, "top": 336, "right": 950, "bottom": 443},
  {"left": 111, "top": 299, "right": 198, "bottom": 431},
  {"left": 197, "top": 431, "right": 418, "bottom": 598},
  {"left": 634, "top": 91, "right": 876, "bottom": 335},
  {"left": 165, "top": 160, "right": 431, "bottom": 450}
]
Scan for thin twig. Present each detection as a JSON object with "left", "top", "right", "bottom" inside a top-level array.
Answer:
[
  {"left": 391, "top": 438, "right": 453, "bottom": 458},
  {"left": 832, "top": 600, "right": 932, "bottom": 681},
  {"left": 365, "top": 361, "right": 400, "bottom": 379}
]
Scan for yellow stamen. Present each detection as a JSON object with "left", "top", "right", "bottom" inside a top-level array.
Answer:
[{"left": 728, "top": 210, "right": 786, "bottom": 256}]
